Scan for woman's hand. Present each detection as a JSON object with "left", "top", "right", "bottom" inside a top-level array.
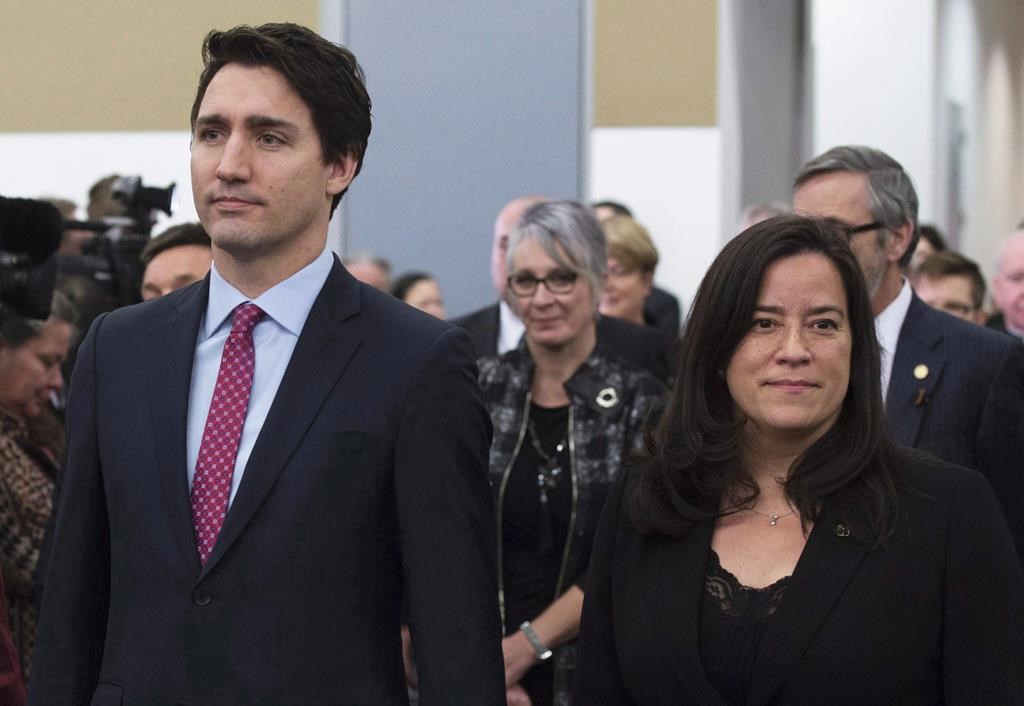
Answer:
[
  {"left": 502, "top": 630, "right": 537, "bottom": 686},
  {"left": 506, "top": 683, "right": 533, "bottom": 706}
]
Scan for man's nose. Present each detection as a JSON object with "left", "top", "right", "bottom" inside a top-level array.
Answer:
[{"left": 216, "top": 135, "right": 252, "bottom": 182}]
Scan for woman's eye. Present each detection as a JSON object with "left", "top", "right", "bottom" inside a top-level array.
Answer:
[
  {"left": 752, "top": 319, "right": 774, "bottom": 329},
  {"left": 813, "top": 319, "right": 839, "bottom": 330}
]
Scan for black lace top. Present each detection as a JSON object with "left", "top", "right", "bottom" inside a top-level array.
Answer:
[{"left": 699, "top": 549, "right": 791, "bottom": 706}]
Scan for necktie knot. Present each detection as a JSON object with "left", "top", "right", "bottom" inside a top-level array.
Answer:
[{"left": 231, "top": 303, "right": 264, "bottom": 335}]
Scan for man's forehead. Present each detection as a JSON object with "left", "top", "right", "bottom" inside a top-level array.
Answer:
[
  {"left": 793, "top": 171, "right": 871, "bottom": 216},
  {"left": 197, "top": 63, "right": 301, "bottom": 116},
  {"left": 1000, "top": 234, "right": 1024, "bottom": 270}
]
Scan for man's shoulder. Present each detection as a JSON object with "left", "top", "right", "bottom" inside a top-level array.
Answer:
[
  {"left": 450, "top": 303, "right": 499, "bottom": 330},
  {"left": 903, "top": 297, "right": 1019, "bottom": 358}
]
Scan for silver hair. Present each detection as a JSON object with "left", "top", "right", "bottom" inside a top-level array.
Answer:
[
  {"left": 994, "top": 226, "right": 1024, "bottom": 274},
  {"left": 795, "top": 145, "right": 919, "bottom": 268},
  {"left": 506, "top": 199, "right": 607, "bottom": 310}
]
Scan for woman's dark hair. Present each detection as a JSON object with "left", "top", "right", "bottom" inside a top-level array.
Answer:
[
  {"left": 391, "top": 272, "right": 434, "bottom": 302},
  {"left": 0, "top": 292, "right": 77, "bottom": 349},
  {"left": 190, "top": 23, "right": 372, "bottom": 215},
  {"left": 626, "top": 215, "right": 901, "bottom": 543}
]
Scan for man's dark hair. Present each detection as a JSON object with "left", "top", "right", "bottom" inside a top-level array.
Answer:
[
  {"left": 140, "top": 223, "right": 212, "bottom": 269},
  {"left": 626, "top": 215, "right": 903, "bottom": 544},
  {"left": 391, "top": 272, "right": 435, "bottom": 301},
  {"left": 915, "top": 250, "right": 986, "bottom": 310},
  {"left": 795, "top": 146, "right": 919, "bottom": 269},
  {"left": 592, "top": 200, "right": 633, "bottom": 218},
  {"left": 917, "top": 224, "right": 947, "bottom": 254},
  {"left": 190, "top": 23, "right": 372, "bottom": 214}
]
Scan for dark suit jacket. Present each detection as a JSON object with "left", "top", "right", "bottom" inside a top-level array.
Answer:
[
  {"left": 29, "top": 261, "right": 505, "bottom": 706},
  {"left": 451, "top": 303, "right": 674, "bottom": 384},
  {"left": 643, "top": 286, "right": 682, "bottom": 335},
  {"left": 887, "top": 294, "right": 1024, "bottom": 557},
  {"left": 574, "top": 460, "right": 1024, "bottom": 705}
]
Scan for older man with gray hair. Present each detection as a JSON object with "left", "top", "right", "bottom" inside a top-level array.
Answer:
[
  {"left": 989, "top": 224, "right": 1024, "bottom": 339},
  {"left": 793, "top": 145, "right": 1024, "bottom": 561}
]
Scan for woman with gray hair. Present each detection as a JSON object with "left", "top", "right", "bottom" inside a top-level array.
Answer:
[{"left": 476, "top": 200, "right": 664, "bottom": 705}]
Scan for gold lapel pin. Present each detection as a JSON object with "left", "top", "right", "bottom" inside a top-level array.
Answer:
[{"left": 913, "top": 364, "right": 929, "bottom": 380}]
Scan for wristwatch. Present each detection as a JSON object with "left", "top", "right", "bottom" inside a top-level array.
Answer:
[{"left": 518, "top": 621, "right": 553, "bottom": 661}]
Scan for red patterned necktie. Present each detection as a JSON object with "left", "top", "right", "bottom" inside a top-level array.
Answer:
[{"left": 191, "top": 302, "right": 264, "bottom": 566}]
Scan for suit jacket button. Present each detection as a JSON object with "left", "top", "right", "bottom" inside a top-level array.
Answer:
[{"left": 192, "top": 587, "right": 212, "bottom": 606}]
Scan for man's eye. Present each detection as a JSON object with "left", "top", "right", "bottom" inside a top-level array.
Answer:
[{"left": 259, "top": 133, "right": 283, "bottom": 145}]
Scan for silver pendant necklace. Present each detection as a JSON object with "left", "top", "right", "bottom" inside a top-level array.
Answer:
[{"left": 746, "top": 507, "right": 795, "bottom": 526}]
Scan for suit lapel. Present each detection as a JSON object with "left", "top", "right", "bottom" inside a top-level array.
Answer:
[
  {"left": 885, "top": 296, "right": 945, "bottom": 447},
  {"left": 147, "top": 280, "right": 209, "bottom": 576},
  {"left": 654, "top": 521, "right": 728, "bottom": 706},
  {"left": 745, "top": 511, "right": 871, "bottom": 706},
  {"left": 200, "top": 261, "right": 363, "bottom": 578}
]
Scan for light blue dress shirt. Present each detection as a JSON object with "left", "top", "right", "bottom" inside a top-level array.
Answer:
[{"left": 186, "top": 246, "right": 335, "bottom": 505}]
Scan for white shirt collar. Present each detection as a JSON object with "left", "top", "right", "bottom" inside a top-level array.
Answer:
[
  {"left": 203, "top": 246, "right": 335, "bottom": 338},
  {"left": 875, "top": 278, "right": 913, "bottom": 399},
  {"left": 497, "top": 298, "right": 526, "bottom": 354}
]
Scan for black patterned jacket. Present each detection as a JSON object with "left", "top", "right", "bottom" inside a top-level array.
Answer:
[{"left": 478, "top": 344, "right": 665, "bottom": 705}]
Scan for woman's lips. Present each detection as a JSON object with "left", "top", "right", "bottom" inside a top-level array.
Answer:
[{"left": 765, "top": 380, "right": 817, "bottom": 392}]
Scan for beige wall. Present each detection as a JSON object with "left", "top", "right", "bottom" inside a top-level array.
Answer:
[
  {"left": 594, "top": 0, "right": 717, "bottom": 127},
  {"left": 1, "top": 0, "right": 318, "bottom": 132}
]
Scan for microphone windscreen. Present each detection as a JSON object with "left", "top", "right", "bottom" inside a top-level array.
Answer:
[{"left": 0, "top": 196, "right": 65, "bottom": 261}]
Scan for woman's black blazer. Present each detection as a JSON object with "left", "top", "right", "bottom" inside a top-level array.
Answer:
[{"left": 573, "top": 458, "right": 1024, "bottom": 705}]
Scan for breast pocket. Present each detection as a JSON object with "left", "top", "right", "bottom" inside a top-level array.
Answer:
[{"left": 293, "top": 431, "right": 365, "bottom": 459}]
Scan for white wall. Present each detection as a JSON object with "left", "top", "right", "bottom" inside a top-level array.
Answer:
[
  {"left": 589, "top": 127, "right": 722, "bottom": 312},
  {"left": 810, "top": 0, "right": 939, "bottom": 221},
  {"left": 0, "top": 132, "right": 197, "bottom": 228}
]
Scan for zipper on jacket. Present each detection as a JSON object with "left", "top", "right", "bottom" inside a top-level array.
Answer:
[
  {"left": 552, "top": 405, "right": 578, "bottom": 600},
  {"left": 496, "top": 391, "right": 532, "bottom": 632}
]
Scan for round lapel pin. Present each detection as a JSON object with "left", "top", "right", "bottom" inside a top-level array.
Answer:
[
  {"left": 913, "top": 364, "right": 929, "bottom": 380},
  {"left": 595, "top": 387, "right": 619, "bottom": 409}
]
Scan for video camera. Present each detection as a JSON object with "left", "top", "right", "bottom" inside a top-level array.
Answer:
[
  {"left": 59, "top": 175, "right": 176, "bottom": 312},
  {"left": 0, "top": 196, "right": 64, "bottom": 320}
]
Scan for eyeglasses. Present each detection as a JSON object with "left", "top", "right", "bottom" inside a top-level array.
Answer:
[
  {"left": 507, "top": 270, "right": 579, "bottom": 297},
  {"left": 824, "top": 218, "right": 885, "bottom": 240}
]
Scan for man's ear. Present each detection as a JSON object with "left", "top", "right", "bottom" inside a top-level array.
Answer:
[
  {"left": 326, "top": 154, "right": 359, "bottom": 197},
  {"left": 887, "top": 220, "right": 915, "bottom": 265}
]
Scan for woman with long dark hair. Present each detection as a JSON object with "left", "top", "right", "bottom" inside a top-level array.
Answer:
[{"left": 573, "top": 215, "right": 1023, "bottom": 705}]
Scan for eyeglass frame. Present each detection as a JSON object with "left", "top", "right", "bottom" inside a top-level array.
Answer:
[
  {"left": 506, "top": 270, "right": 580, "bottom": 297},
  {"left": 823, "top": 218, "right": 886, "bottom": 240}
]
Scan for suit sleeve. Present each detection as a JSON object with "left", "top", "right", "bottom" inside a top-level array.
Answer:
[
  {"left": 975, "top": 341, "right": 1024, "bottom": 563},
  {"left": 28, "top": 315, "right": 111, "bottom": 706},
  {"left": 393, "top": 325, "right": 506, "bottom": 706},
  {"left": 942, "top": 469, "right": 1024, "bottom": 705},
  {"left": 573, "top": 473, "right": 637, "bottom": 705}
]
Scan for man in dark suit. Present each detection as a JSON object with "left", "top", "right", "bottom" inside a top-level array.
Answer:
[
  {"left": 30, "top": 23, "right": 504, "bottom": 705},
  {"left": 453, "top": 196, "right": 674, "bottom": 383},
  {"left": 793, "top": 145, "right": 1024, "bottom": 559}
]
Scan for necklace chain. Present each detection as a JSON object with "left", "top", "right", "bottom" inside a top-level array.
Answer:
[{"left": 744, "top": 506, "right": 796, "bottom": 526}]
